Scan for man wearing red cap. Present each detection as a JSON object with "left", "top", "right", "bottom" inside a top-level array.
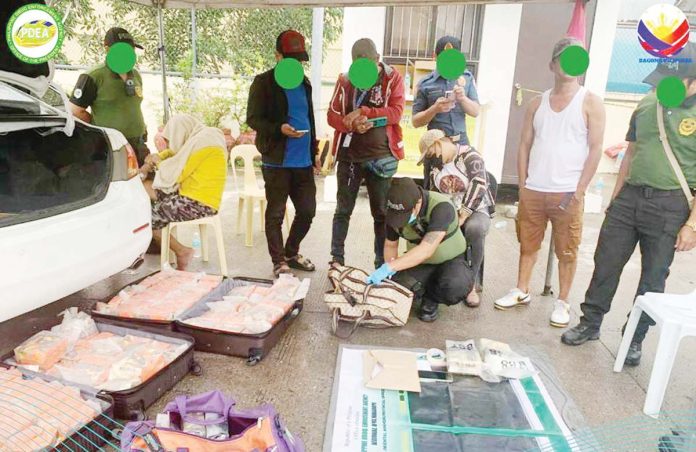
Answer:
[{"left": 247, "top": 30, "right": 321, "bottom": 277}]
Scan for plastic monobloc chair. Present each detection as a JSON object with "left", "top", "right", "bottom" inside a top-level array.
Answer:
[
  {"left": 229, "top": 145, "right": 290, "bottom": 248},
  {"left": 614, "top": 290, "right": 696, "bottom": 418},
  {"left": 160, "top": 215, "right": 228, "bottom": 276}
]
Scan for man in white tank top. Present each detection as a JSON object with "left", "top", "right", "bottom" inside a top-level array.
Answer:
[{"left": 494, "top": 38, "right": 606, "bottom": 328}]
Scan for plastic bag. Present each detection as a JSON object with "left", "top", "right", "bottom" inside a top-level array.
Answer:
[
  {"left": 51, "top": 308, "right": 98, "bottom": 346},
  {"left": 446, "top": 339, "right": 482, "bottom": 376}
]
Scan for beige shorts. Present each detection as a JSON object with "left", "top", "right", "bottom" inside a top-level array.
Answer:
[{"left": 516, "top": 188, "right": 584, "bottom": 263}]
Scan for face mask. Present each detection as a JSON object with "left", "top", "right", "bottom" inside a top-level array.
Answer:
[{"left": 408, "top": 213, "right": 418, "bottom": 225}]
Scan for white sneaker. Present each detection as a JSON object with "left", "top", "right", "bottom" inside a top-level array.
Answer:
[
  {"left": 550, "top": 299, "right": 571, "bottom": 328},
  {"left": 494, "top": 288, "right": 531, "bottom": 310}
]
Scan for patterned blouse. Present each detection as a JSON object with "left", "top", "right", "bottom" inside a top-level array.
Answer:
[{"left": 429, "top": 145, "right": 494, "bottom": 216}]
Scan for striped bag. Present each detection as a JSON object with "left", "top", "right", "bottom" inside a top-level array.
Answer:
[{"left": 325, "top": 265, "right": 413, "bottom": 338}]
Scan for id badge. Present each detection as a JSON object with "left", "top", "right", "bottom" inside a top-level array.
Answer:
[{"left": 342, "top": 133, "right": 353, "bottom": 149}]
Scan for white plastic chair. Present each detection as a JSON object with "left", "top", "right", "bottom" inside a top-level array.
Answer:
[
  {"left": 160, "top": 215, "right": 228, "bottom": 276},
  {"left": 229, "top": 144, "right": 289, "bottom": 247},
  {"left": 614, "top": 290, "right": 696, "bottom": 418}
]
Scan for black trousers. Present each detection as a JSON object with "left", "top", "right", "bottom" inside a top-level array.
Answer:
[
  {"left": 261, "top": 166, "right": 316, "bottom": 266},
  {"left": 331, "top": 161, "right": 391, "bottom": 268},
  {"left": 579, "top": 184, "right": 691, "bottom": 343},
  {"left": 462, "top": 211, "right": 491, "bottom": 280},
  {"left": 392, "top": 253, "right": 475, "bottom": 308}
]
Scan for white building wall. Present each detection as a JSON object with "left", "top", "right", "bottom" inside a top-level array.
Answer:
[
  {"left": 474, "top": 4, "right": 524, "bottom": 182},
  {"left": 585, "top": 0, "right": 622, "bottom": 98},
  {"left": 341, "top": 7, "right": 387, "bottom": 73}
]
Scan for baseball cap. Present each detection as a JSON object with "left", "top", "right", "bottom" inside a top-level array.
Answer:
[
  {"left": 417, "top": 129, "right": 447, "bottom": 165},
  {"left": 435, "top": 36, "right": 462, "bottom": 55},
  {"left": 643, "top": 42, "right": 696, "bottom": 87},
  {"left": 276, "top": 30, "right": 309, "bottom": 62},
  {"left": 386, "top": 178, "right": 422, "bottom": 230},
  {"left": 352, "top": 38, "right": 379, "bottom": 61},
  {"left": 551, "top": 37, "right": 584, "bottom": 61},
  {"left": 104, "top": 27, "right": 143, "bottom": 50}
]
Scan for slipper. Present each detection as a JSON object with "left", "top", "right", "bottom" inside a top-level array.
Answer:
[
  {"left": 273, "top": 263, "right": 293, "bottom": 278},
  {"left": 286, "top": 254, "right": 316, "bottom": 272}
]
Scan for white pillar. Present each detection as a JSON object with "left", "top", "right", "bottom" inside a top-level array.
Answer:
[
  {"left": 474, "top": 4, "right": 523, "bottom": 182},
  {"left": 341, "top": 7, "right": 387, "bottom": 72},
  {"left": 311, "top": 7, "right": 325, "bottom": 136},
  {"left": 585, "top": 0, "right": 622, "bottom": 98}
]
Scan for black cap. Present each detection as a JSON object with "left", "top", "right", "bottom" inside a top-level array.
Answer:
[
  {"left": 643, "top": 42, "right": 696, "bottom": 87},
  {"left": 276, "top": 30, "right": 309, "bottom": 62},
  {"left": 435, "top": 36, "right": 462, "bottom": 55},
  {"left": 386, "top": 178, "right": 421, "bottom": 230},
  {"left": 104, "top": 27, "right": 143, "bottom": 50}
]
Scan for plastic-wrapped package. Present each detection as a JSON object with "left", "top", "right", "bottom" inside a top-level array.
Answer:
[
  {"left": 14, "top": 331, "right": 68, "bottom": 371},
  {"left": 96, "top": 270, "right": 222, "bottom": 320},
  {"left": 181, "top": 276, "right": 302, "bottom": 334},
  {"left": 446, "top": 339, "right": 482, "bottom": 376},
  {"left": 0, "top": 368, "right": 102, "bottom": 451}
]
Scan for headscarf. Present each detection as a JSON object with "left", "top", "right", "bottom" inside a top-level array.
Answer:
[{"left": 153, "top": 113, "right": 227, "bottom": 192}]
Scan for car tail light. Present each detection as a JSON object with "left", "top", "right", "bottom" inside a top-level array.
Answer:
[{"left": 125, "top": 144, "right": 139, "bottom": 179}]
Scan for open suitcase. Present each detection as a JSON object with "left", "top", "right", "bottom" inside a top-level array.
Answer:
[
  {"left": 0, "top": 364, "right": 116, "bottom": 452},
  {"left": 3, "top": 320, "right": 199, "bottom": 420},
  {"left": 89, "top": 271, "right": 224, "bottom": 333},
  {"left": 175, "top": 277, "right": 306, "bottom": 366}
]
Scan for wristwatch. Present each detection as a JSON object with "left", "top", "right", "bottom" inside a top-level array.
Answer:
[{"left": 686, "top": 221, "right": 696, "bottom": 233}]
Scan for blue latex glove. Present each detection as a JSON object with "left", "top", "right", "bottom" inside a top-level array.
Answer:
[{"left": 366, "top": 263, "right": 396, "bottom": 285}]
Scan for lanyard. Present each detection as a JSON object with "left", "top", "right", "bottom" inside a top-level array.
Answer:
[{"left": 353, "top": 88, "right": 370, "bottom": 110}]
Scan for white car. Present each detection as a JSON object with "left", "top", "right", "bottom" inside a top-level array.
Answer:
[{"left": 0, "top": 70, "right": 152, "bottom": 323}]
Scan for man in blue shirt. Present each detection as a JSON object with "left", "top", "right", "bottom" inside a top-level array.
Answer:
[
  {"left": 412, "top": 36, "right": 480, "bottom": 188},
  {"left": 247, "top": 30, "right": 320, "bottom": 277}
]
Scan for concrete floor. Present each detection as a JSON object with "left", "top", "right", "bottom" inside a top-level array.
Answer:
[{"left": 1, "top": 174, "right": 695, "bottom": 450}]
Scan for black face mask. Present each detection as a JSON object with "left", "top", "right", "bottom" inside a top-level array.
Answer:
[
  {"left": 125, "top": 78, "right": 136, "bottom": 97},
  {"left": 430, "top": 156, "right": 444, "bottom": 170}
]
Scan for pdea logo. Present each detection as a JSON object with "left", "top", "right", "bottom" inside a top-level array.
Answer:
[
  {"left": 6, "top": 3, "right": 64, "bottom": 64},
  {"left": 637, "top": 4, "right": 692, "bottom": 64}
]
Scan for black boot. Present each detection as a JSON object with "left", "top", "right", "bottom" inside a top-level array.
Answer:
[
  {"left": 418, "top": 300, "right": 439, "bottom": 322},
  {"left": 625, "top": 342, "right": 642, "bottom": 366},
  {"left": 561, "top": 323, "right": 600, "bottom": 346}
]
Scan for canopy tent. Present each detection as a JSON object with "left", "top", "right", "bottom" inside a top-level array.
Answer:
[
  {"left": 129, "top": 0, "right": 574, "bottom": 7},
  {"left": 126, "top": 0, "right": 577, "bottom": 121}
]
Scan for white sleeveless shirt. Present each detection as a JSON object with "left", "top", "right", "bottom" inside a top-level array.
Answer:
[{"left": 525, "top": 86, "right": 589, "bottom": 193}]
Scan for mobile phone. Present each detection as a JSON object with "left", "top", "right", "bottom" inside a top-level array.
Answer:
[
  {"left": 367, "top": 116, "right": 387, "bottom": 128},
  {"left": 558, "top": 193, "right": 574, "bottom": 211},
  {"left": 418, "top": 370, "right": 454, "bottom": 383},
  {"left": 294, "top": 129, "right": 309, "bottom": 134},
  {"left": 445, "top": 90, "right": 455, "bottom": 100}
]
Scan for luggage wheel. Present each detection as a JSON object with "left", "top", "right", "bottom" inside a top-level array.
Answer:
[
  {"left": 190, "top": 361, "right": 203, "bottom": 376},
  {"left": 246, "top": 349, "right": 263, "bottom": 366},
  {"left": 128, "top": 402, "right": 146, "bottom": 421}
]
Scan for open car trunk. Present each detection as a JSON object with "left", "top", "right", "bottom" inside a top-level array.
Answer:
[{"left": 0, "top": 119, "right": 113, "bottom": 228}]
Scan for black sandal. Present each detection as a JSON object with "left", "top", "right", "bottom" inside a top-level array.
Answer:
[{"left": 286, "top": 254, "right": 316, "bottom": 272}]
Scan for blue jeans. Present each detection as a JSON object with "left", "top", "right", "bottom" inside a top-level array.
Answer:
[
  {"left": 579, "top": 184, "right": 691, "bottom": 343},
  {"left": 331, "top": 160, "right": 390, "bottom": 268}
]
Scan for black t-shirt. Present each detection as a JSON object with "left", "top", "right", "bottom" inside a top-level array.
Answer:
[{"left": 386, "top": 191, "right": 456, "bottom": 241}]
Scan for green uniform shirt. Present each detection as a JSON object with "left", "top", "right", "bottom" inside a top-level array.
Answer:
[
  {"left": 625, "top": 93, "right": 696, "bottom": 190},
  {"left": 397, "top": 191, "right": 467, "bottom": 265},
  {"left": 70, "top": 63, "right": 146, "bottom": 140}
]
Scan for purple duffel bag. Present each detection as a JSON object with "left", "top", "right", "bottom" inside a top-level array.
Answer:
[{"left": 121, "top": 390, "right": 304, "bottom": 452}]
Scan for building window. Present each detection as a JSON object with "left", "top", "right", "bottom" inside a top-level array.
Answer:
[{"left": 383, "top": 5, "right": 485, "bottom": 74}]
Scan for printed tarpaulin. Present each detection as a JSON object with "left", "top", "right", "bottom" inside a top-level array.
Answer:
[{"left": 324, "top": 345, "right": 583, "bottom": 452}]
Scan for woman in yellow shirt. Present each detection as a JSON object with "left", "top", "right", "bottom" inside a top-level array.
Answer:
[{"left": 141, "top": 114, "right": 227, "bottom": 269}]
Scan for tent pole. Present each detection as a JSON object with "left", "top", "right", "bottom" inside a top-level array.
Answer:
[
  {"left": 191, "top": 6, "right": 198, "bottom": 102},
  {"left": 310, "top": 7, "right": 325, "bottom": 137},
  {"left": 157, "top": 1, "right": 170, "bottom": 122}
]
